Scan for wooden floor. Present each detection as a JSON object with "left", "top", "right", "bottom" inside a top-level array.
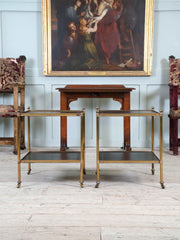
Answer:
[{"left": 0, "top": 147, "right": 180, "bottom": 240}]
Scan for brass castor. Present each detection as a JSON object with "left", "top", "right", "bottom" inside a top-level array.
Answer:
[
  {"left": 27, "top": 169, "right": 31, "bottom": 175},
  {"left": 160, "top": 182, "right": 165, "bottom": 189},
  {"left": 80, "top": 182, "right": 84, "bottom": 188},
  {"left": 95, "top": 182, "right": 100, "bottom": 188},
  {"left": 17, "top": 181, "right": 21, "bottom": 188}
]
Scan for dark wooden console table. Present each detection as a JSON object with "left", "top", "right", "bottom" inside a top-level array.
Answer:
[{"left": 56, "top": 85, "right": 135, "bottom": 151}]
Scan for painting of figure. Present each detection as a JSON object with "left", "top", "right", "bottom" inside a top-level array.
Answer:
[{"left": 42, "top": 0, "right": 154, "bottom": 76}]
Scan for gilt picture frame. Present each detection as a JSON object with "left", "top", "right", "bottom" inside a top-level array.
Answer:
[{"left": 42, "top": 0, "right": 154, "bottom": 76}]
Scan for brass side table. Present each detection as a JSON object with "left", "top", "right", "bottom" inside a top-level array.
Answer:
[
  {"left": 17, "top": 109, "right": 85, "bottom": 188},
  {"left": 96, "top": 108, "right": 165, "bottom": 189}
]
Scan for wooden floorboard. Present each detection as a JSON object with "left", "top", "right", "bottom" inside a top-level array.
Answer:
[{"left": 0, "top": 147, "right": 180, "bottom": 239}]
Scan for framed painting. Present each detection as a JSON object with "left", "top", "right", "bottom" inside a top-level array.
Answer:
[{"left": 42, "top": 0, "right": 154, "bottom": 76}]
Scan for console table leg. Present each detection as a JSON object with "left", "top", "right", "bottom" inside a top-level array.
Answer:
[
  {"left": 124, "top": 116, "right": 131, "bottom": 151},
  {"left": 61, "top": 93, "right": 68, "bottom": 151},
  {"left": 123, "top": 93, "right": 131, "bottom": 151}
]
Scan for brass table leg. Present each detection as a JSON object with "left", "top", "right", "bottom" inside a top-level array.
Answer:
[
  {"left": 151, "top": 112, "right": 155, "bottom": 175},
  {"left": 160, "top": 113, "right": 165, "bottom": 189},
  {"left": 27, "top": 163, "right": 31, "bottom": 175},
  {"left": 17, "top": 116, "right": 21, "bottom": 188},
  {"left": 151, "top": 163, "right": 155, "bottom": 175}
]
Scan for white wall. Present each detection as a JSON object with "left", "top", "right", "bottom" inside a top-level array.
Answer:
[{"left": 0, "top": 0, "right": 180, "bottom": 148}]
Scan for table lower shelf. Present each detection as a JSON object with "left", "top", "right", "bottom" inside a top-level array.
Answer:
[
  {"left": 99, "top": 151, "right": 160, "bottom": 163},
  {"left": 21, "top": 151, "right": 81, "bottom": 163}
]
